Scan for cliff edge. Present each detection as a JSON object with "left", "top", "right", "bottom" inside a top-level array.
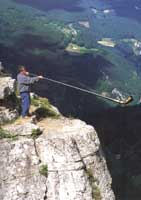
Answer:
[{"left": 0, "top": 76, "right": 115, "bottom": 200}]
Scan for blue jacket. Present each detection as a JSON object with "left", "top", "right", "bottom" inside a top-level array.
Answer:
[{"left": 17, "top": 73, "right": 39, "bottom": 93}]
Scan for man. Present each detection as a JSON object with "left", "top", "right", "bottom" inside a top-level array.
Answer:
[{"left": 17, "top": 66, "right": 43, "bottom": 118}]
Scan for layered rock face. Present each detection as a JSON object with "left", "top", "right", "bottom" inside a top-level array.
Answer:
[
  {"left": 0, "top": 76, "right": 19, "bottom": 124},
  {"left": 0, "top": 118, "right": 115, "bottom": 200}
]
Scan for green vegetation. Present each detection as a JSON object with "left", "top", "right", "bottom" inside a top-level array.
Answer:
[
  {"left": 96, "top": 79, "right": 113, "bottom": 94},
  {"left": 131, "top": 175, "right": 141, "bottom": 188},
  {"left": 31, "top": 96, "right": 60, "bottom": 120},
  {"left": 86, "top": 168, "right": 102, "bottom": 200},
  {"left": 31, "top": 128, "right": 42, "bottom": 139},
  {"left": 0, "top": 127, "right": 17, "bottom": 140},
  {"left": 35, "top": 107, "right": 58, "bottom": 120},
  {"left": 0, "top": 0, "right": 73, "bottom": 52},
  {"left": 31, "top": 95, "right": 51, "bottom": 107},
  {"left": 39, "top": 164, "right": 48, "bottom": 177},
  {"left": 66, "top": 43, "right": 99, "bottom": 55}
]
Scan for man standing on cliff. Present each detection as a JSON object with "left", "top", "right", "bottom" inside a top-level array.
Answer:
[{"left": 17, "top": 66, "right": 43, "bottom": 118}]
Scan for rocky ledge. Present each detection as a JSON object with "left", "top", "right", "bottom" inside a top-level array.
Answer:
[
  {"left": 0, "top": 76, "right": 115, "bottom": 200},
  {"left": 0, "top": 117, "right": 115, "bottom": 200}
]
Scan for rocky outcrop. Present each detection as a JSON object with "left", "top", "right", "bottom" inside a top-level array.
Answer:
[
  {"left": 0, "top": 118, "right": 115, "bottom": 200},
  {"left": 0, "top": 76, "right": 19, "bottom": 124},
  {"left": 0, "top": 75, "right": 115, "bottom": 199},
  {"left": 0, "top": 77, "right": 16, "bottom": 99}
]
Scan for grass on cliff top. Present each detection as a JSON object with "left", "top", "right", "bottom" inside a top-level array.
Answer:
[
  {"left": 0, "top": 127, "right": 17, "bottom": 140},
  {"left": 31, "top": 128, "right": 42, "bottom": 139},
  {"left": 31, "top": 96, "right": 60, "bottom": 120}
]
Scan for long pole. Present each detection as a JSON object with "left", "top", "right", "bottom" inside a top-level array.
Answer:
[{"left": 30, "top": 73, "right": 133, "bottom": 104}]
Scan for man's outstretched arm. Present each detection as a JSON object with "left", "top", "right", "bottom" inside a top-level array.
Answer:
[{"left": 19, "top": 75, "right": 43, "bottom": 85}]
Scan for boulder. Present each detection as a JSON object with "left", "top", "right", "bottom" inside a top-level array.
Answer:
[
  {"left": 0, "top": 107, "right": 18, "bottom": 125},
  {"left": 0, "top": 77, "right": 16, "bottom": 100}
]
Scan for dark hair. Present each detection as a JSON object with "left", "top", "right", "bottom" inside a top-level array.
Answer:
[{"left": 18, "top": 65, "right": 26, "bottom": 72}]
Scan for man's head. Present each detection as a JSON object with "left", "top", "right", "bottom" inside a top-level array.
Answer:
[{"left": 18, "top": 66, "right": 28, "bottom": 75}]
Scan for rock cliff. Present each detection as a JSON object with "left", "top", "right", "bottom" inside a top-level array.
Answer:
[
  {"left": 0, "top": 76, "right": 115, "bottom": 200},
  {"left": 0, "top": 76, "right": 19, "bottom": 124}
]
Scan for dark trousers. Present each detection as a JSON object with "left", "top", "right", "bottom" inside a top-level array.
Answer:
[{"left": 20, "top": 92, "right": 30, "bottom": 117}]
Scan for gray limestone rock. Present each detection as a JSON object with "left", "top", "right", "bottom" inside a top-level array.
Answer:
[
  {"left": 0, "top": 77, "right": 16, "bottom": 100},
  {"left": 0, "top": 138, "right": 46, "bottom": 200},
  {"left": 0, "top": 107, "right": 18, "bottom": 125},
  {"left": 0, "top": 77, "right": 19, "bottom": 124},
  {"left": 0, "top": 118, "right": 115, "bottom": 200},
  {"left": 3, "top": 122, "right": 42, "bottom": 137}
]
